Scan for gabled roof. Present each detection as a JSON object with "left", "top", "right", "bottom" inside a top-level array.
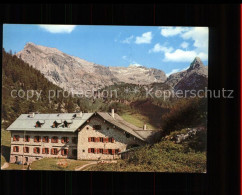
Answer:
[
  {"left": 96, "top": 112, "right": 145, "bottom": 141},
  {"left": 6, "top": 112, "right": 156, "bottom": 142},
  {"left": 6, "top": 113, "right": 94, "bottom": 132}
]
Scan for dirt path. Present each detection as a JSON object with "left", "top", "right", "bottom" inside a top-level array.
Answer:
[
  {"left": 75, "top": 161, "right": 97, "bottom": 171},
  {"left": 1, "top": 162, "right": 9, "bottom": 170}
]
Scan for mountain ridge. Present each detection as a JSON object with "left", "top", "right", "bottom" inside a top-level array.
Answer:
[
  {"left": 17, "top": 43, "right": 167, "bottom": 93},
  {"left": 16, "top": 42, "right": 208, "bottom": 93}
]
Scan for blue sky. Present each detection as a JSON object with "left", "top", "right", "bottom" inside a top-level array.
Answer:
[{"left": 3, "top": 24, "right": 208, "bottom": 76}]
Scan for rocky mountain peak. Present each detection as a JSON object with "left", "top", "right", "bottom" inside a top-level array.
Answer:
[
  {"left": 16, "top": 43, "right": 167, "bottom": 93},
  {"left": 165, "top": 57, "right": 208, "bottom": 91},
  {"left": 188, "top": 57, "right": 204, "bottom": 71}
]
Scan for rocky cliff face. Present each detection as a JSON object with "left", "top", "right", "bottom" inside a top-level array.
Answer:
[
  {"left": 165, "top": 57, "right": 208, "bottom": 91},
  {"left": 17, "top": 43, "right": 167, "bottom": 93}
]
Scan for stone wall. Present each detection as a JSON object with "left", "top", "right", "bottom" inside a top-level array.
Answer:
[
  {"left": 10, "top": 131, "right": 77, "bottom": 164},
  {"left": 77, "top": 115, "right": 145, "bottom": 160}
]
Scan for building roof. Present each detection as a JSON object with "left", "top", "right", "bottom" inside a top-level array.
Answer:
[
  {"left": 96, "top": 112, "right": 145, "bottom": 141},
  {"left": 7, "top": 112, "right": 158, "bottom": 142},
  {"left": 6, "top": 113, "right": 94, "bottom": 132}
]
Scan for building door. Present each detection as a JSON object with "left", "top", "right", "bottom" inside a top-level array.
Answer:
[
  {"left": 25, "top": 157, "right": 28, "bottom": 163},
  {"left": 15, "top": 156, "right": 18, "bottom": 163}
]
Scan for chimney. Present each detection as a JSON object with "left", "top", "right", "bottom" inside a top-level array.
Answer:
[
  {"left": 143, "top": 124, "right": 147, "bottom": 130},
  {"left": 111, "top": 109, "right": 115, "bottom": 118}
]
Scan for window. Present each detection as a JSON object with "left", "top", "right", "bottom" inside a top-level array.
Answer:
[
  {"left": 115, "top": 149, "right": 120, "bottom": 154},
  {"left": 72, "top": 137, "right": 77, "bottom": 144},
  {"left": 82, "top": 150, "right": 85, "bottom": 152},
  {"left": 33, "top": 147, "right": 40, "bottom": 154},
  {"left": 100, "top": 137, "right": 104, "bottom": 142},
  {"left": 34, "top": 136, "right": 41, "bottom": 142},
  {"left": 88, "top": 148, "right": 95, "bottom": 153},
  {"left": 13, "top": 135, "right": 20, "bottom": 141},
  {"left": 99, "top": 149, "right": 103, "bottom": 154},
  {"left": 51, "top": 136, "right": 58, "bottom": 143},
  {"left": 89, "top": 137, "right": 95, "bottom": 142},
  {"left": 42, "top": 148, "right": 49, "bottom": 154},
  {"left": 61, "top": 137, "right": 69, "bottom": 143},
  {"left": 42, "top": 136, "right": 49, "bottom": 143},
  {"left": 23, "top": 147, "right": 29, "bottom": 153},
  {"left": 72, "top": 149, "right": 77, "bottom": 156},
  {"left": 51, "top": 148, "right": 58, "bottom": 155},
  {"left": 61, "top": 149, "right": 68, "bottom": 156},
  {"left": 52, "top": 121, "right": 59, "bottom": 128},
  {"left": 35, "top": 121, "right": 41, "bottom": 127},
  {"left": 63, "top": 120, "right": 72, "bottom": 128},
  {"left": 109, "top": 137, "right": 114, "bottom": 143},
  {"left": 13, "top": 146, "right": 19, "bottom": 152},
  {"left": 15, "top": 156, "right": 18, "bottom": 163},
  {"left": 108, "top": 149, "right": 112, "bottom": 155},
  {"left": 126, "top": 133, "right": 130, "bottom": 138},
  {"left": 24, "top": 135, "right": 30, "bottom": 142},
  {"left": 93, "top": 125, "right": 101, "bottom": 130}
]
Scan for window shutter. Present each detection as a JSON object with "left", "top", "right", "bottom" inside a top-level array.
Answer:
[
  {"left": 97, "top": 137, "right": 100, "bottom": 142},
  {"left": 13, "top": 147, "right": 15, "bottom": 152},
  {"left": 94, "top": 148, "right": 97, "bottom": 154},
  {"left": 43, "top": 137, "right": 46, "bottom": 142},
  {"left": 61, "top": 138, "right": 64, "bottom": 143},
  {"left": 56, "top": 138, "right": 58, "bottom": 143},
  {"left": 51, "top": 148, "right": 54, "bottom": 155},
  {"left": 47, "top": 148, "right": 49, "bottom": 154},
  {"left": 94, "top": 137, "right": 97, "bottom": 142},
  {"left": 67, "top": 138, "right": 69, "bottom": 143},
  {"left": 112, "top": 149, "right": 115, "bottom": 155},
  {"left": 97, "top": 149, "right": 100, "bottom": 154},
  {"left": 88, "top": 148, "right": 91, "bottom": 153},
  {"left": 111, "top": 138, "right": 114, "bottom": 143},
  {"left": 61, "top": 149, "right": 64, "bottom": 156},
  {"left": 39, "top": 137, "right": 41, "bottom": 142},
  {"left": 34, "top": 137, "right": 37, "bottom": 142},
  {"left": 34, "top": 148, "right": 36, "bottom": 153},
  {"left": 42, "top": 148, "right": 45, "bottom": 154},
  {"left": 88, "top": 137, "right": 91, "bottom": 142},
  {"left": 51, "top": 138, "right": 53, "bottom": 143},
  {"left": 28, "top": 136, "right": 30, "bottom": 142},
  {"left": 106, "top": 138, "right": 109, "bottom": 143},
  {"left": 13, "top": 136, "right": 16, "bottom": 141},
  {"left": 66, "top": 149, "right": 69, "bottom": 155}
]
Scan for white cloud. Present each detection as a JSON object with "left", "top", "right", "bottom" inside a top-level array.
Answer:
[
  {"left": 180, "top": 41, "right": 189, "bottom": 49},
  {"left": 158, "top": 27, "right": 208, "bottom": 62},
  {"left": 181, "top": 66, "right": 189, "bottom": 71},
  {"left": 122, "top": 56, "right": 127, "bottom": 60},
  {"left": 181, "top": 27, "right": 208, "bottom": 53},
  {"left": 135, "top": 32, "right": 152, "bottom": 44},
  {"left": 39, "top": 25, "right": 76, "bottom": 33},
  {"left": 160, "top": 27, "right": 189, "bottom": 37},
  {"left": 149, "top": 43, "right": 173, "bottom": 53},
  {"left": 121, "top": 35, "right": 134, "bottom": 44},
  {"left": 164, "top": 49, "right": 208, "bottom": 62},
  {"left": 166, "top": 65, "right": 190, "bottom": 77},
  {"left": 166, "top": 68, "right": 180, "bottom": 76}
]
